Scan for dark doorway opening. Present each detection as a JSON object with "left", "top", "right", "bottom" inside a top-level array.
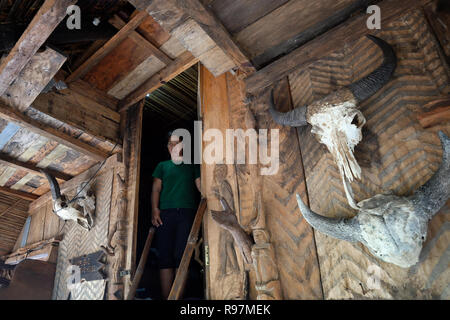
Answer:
[{"left": 135, "top": 64, "right": 204, "bottom": 300}]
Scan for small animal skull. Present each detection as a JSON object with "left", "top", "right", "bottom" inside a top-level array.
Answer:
[
  {"left": 296, "top": 131, "right": 449, "bottom": 268},
  {"left": 41, "top": 170, "right": 95, "bottom": 231}
]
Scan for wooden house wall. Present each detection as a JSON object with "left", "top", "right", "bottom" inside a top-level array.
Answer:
[
  {"left": 290, "top": 9, "right": 449, "bottom": 299},
  {"left": 11, "top": 155, "right": 127, "bottom": 300},
  {"left": 201, "top": 8, "right": 449, "bottom": 299},
  {"left": 200, "top": 65, "right": 323, "bottom": 299}
]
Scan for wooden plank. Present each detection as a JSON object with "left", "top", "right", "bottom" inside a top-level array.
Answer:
[
  {"left": 0, "top": 153, "right": 72, "bottom": 181},
  {"left": 199, "top": 65, "right": 248, "bottom": 299},
  {"left": 26, "top": 206, "right": 46, "bottom": 245},
  {"left": 134, "top": 14, "right": 171, "bottom": 47},
  {"left": 32, "top": 91, "right": 121, "bottom": 144},
  {"left": 168, "top": 199, "right": 207, "bottom": 300},
  {"left": 83, "top": 37, "right": 150, "bottom": 92},
  {"left": 172, "top": 0, "right": 255, "bottom": 74},
  {"left": 208, "top": 0, "right": 289, "bottom": 34},
  {"left": 65, "top": 10, "right": 151, "bottom": 83},
  {"left": 123, "top": 102, "right": 144, "bottom": 299},
  {"left": 119, "top": 52, "right": 198, "bottom": 110},
  {"left": 107, "top": 55, "right": 166, "bottom": 99},
  {"left": 245, "top": 0, "right": 433, "bottom": 94},
  {"left": 0, "top": 0, "right": 76, "bottom": 96},
  {"left": 0, "top": 185, "right": 38, "bottom": 201},
  {"left": 0, "top": 47, "right": 66, "bottom": 112},
  {"left": 109, "top": 14, "right": 172, "bottom": 65},
  {"left": 67, "top": 79, "right": 119, "bottom": 112},
  {"left": 0, "top": 101, "right": 109, "bottom": 162},
  {"left": 235, "top": 0, "right": 358, "bottom": 59},
  {"left": 160, "top": 36, "right": 187, "bottom": 59}
]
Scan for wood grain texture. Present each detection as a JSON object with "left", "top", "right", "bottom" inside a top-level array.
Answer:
[
  {"left": 0, "top": 47, "right": 66, "bottom": 112},
  {"left": 200, "top": 65, "right": 248, "bottom": 300},
  {"left": 66, "top": 10, "right": 150, "bottom": 83},
  {"left": 123, "top": 102, "right": 144, "bottom": 299},
  {"left": 208, "top": 0, "right": 289, "bottom": 34},
  {"left": 0, "top": 0, "right": 75, "bottom": 95},
  {"left": 107, "top": 55, "right": 166, "bottom": 99},
  {"left": 235, "top": 0, "right": 357, "bottom": 59},
  {"left": 0, "top": 101, "right": 110, "bottom": 162},
  {"left": 245, "top": 0, "right": 433, "bottom": 94},
  {"left": 289, "top": 9, "right": 449, "bottom": 299}
]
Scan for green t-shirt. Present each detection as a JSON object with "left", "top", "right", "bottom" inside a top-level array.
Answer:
[{"left": 152, "top": 160, "right": 200, "bottom": 210}]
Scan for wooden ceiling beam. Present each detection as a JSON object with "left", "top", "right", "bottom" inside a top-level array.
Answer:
[
  {"left": 129, "top": 0, "right": 255, "bottom": 75},
  {"left": 171, "top": 0, "right": 255, "bottom": 75},
  {"left": 0, "top": 0, "right": 76, "bottom": 96},
  {"left": 0, "top": 153, "right": 72, "bottom": 182},
  {"left": 0, "top": 101, "right": 109, "bottom": 162},
  {"left": 245, "top": 0, "right": 434, "bottom": 94},
  {"left": 118, "top": 51, "right": 199, "bottom": 111},
  {"left": 65, "top": 9, "right": 150, "bottom": 83},
  {"left": 0, "top": 186, "right": 38, "bottom": 201},
  {"left": 109, "top": 14, "right": 172, "bottom": 66}
]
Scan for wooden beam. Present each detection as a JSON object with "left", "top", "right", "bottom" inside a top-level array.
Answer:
[
  {"left": 0, "top": 101, "right": 109, "bottom": 162},
  {"left": 109, "top": 15, "right": 172, "bottom": 65},
  {"left": 171, "top": 0, "right": 255, "bottom": 75},
  {"left": 65, "top": 9, "right": 150, "bottom": 83},
  {"left": 245, "top": 0, "right": 433, "bottom": 94},
  {"left": 0, "top": 186, "right": 38, "bottom": 201},
  {"left": 119, "top": 51, "right": 198, "bottom": 111},
  {"left": 0, "top": 47, "right": 67, "bottom": 112},
  {"left": 123, "top": 102, "right": 144, "bottom": 299},
  {"left": 0, "top": 0, "right": 76, "bottom": 96},
  {"left": 0, "top": 153, "right": 72, "bottom": 182},
  {"left": 129, "top": 0, "right": 255, "bottom": 75}
]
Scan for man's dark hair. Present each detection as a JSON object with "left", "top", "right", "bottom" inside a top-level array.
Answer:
[{"left": 167, "top": 130, "right": 183, "bottom": 143}]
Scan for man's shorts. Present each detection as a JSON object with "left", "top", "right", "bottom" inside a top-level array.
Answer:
[{"left": 154, "top": 208, "right": 196, "bottom": 269}]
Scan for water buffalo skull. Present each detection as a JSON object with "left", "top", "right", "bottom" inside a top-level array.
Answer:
[
  {"left": 41, "top": 170, "right": 95, "bottom": 231},
  {"left": 269, "top": 35, "right": 397, "bottom": 208},
  {"left": 296, "top": 131, "right": 449, "bottom": 268}
]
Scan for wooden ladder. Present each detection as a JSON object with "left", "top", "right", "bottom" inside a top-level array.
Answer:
[
  {"left": 168, "top": 198, "right": 207, "bottom": 300},
  {"left": 126, "top": 198, "right": 207, "bottom": 300}
]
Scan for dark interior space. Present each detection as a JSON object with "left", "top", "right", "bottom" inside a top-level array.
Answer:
[{"left": 135, "top": 64, "right": 204, "bottom": 300}]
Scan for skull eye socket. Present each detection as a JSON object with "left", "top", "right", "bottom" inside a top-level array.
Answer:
[{"left": 351, "top": 113, "right": 365, "bottom": 128}]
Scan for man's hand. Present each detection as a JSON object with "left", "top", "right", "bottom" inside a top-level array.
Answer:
[{"left": 152, "top": 208, "right": 163, "bottom": 227}]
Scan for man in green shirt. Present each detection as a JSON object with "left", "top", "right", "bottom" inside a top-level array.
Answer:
[{"left": 151, "top": 132, "right": 201, "bottom": 299}]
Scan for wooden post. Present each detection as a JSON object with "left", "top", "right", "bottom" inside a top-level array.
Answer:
[{"left": 122, "top": 101, "right": 144, "bottom": 299}]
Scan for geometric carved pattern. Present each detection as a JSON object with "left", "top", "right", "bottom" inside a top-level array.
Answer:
[
  {"left": 290, "top": 10, "right": 449, "bottom": 299},
  {"left": 52, "top": 170, "right": 113, "bottom": 300}
]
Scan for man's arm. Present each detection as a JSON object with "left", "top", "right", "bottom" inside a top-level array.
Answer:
[
  {"left": 195, "top": 177, "right": 201, "bottom": 195},
  {"left": 151, "top": 178, "right": 163, "bottom": 227}
]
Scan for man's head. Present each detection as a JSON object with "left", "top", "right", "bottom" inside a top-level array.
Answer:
[{"left": 167, "top": 131, "right": 183, "bottom": 162}]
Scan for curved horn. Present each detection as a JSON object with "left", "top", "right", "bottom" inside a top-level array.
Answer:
[
  {"left": 296, "top": 194, "right": 362, "bottom": 242},
  {"left": 40, "top": 169, "right": 61, "bottom": 200},
  {"left": 268, "top": 89, "right": 307, "bottom": 127},
  {"left": 410, "top": 131, "right": 450, "bottom": 219},
  {"left": 347, "top": 35, "right": 397, "bottom": 102}
]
